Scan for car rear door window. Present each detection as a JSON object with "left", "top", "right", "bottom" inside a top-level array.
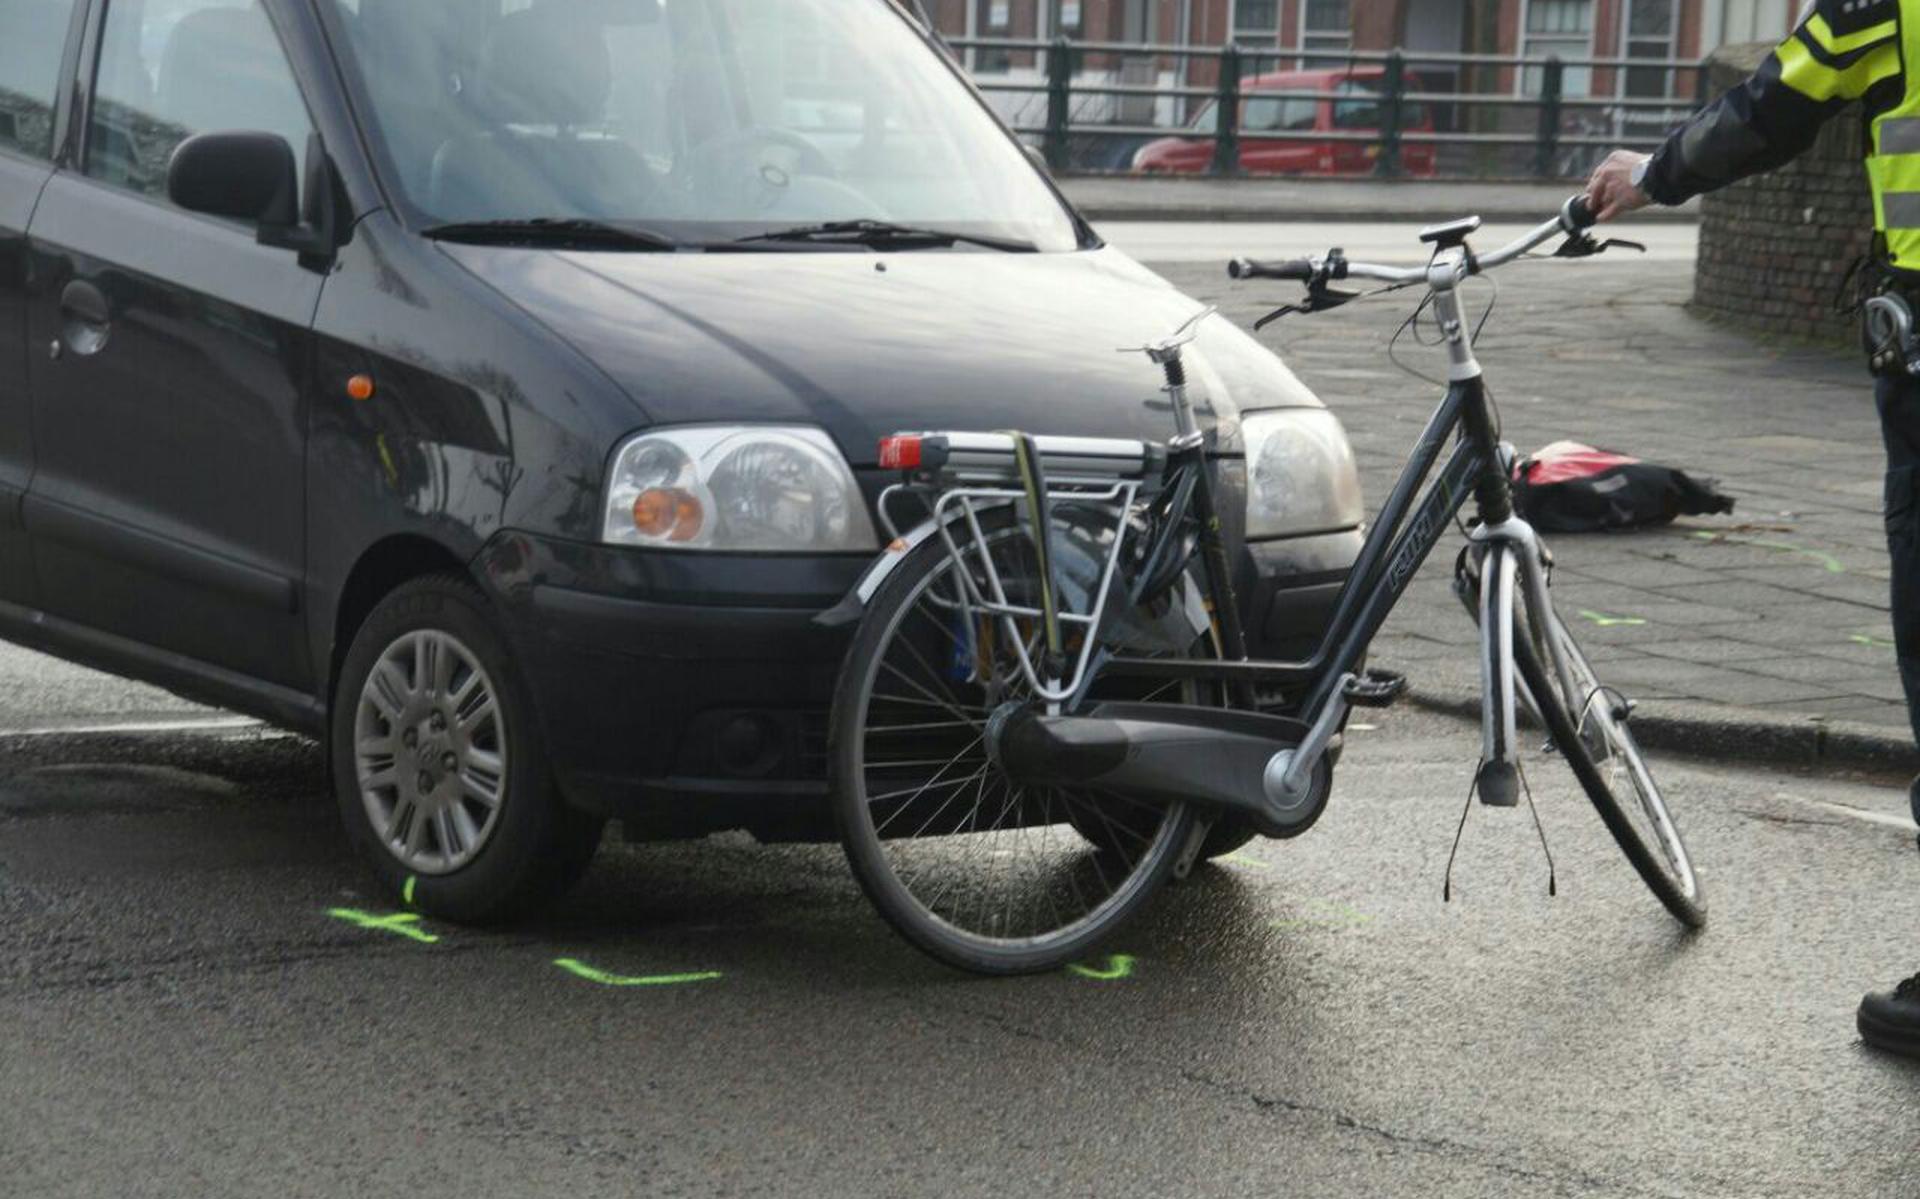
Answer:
[
  {"left": 86, "top": 0, "right": 313, "bottom": 200},
  {"left": 1244, "top": 96, "right": 1317, "bottom": 133},
  {"left": 0, "top": 0, "right": 79, "bottom": 159}
]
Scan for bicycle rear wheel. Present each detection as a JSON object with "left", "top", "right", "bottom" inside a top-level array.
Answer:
[
  {"left": 1511, "top": 594, "right": 1705, "bottom": 928},
  {"left": 829, "top": 511, "right": 1198, "bottom": 975}
]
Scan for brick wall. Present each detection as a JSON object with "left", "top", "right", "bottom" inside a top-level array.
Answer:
[{"left": 1692, "top": 44, "right": 1876, "bottom": 345}]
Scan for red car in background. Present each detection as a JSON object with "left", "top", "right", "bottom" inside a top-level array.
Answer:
[{"left": 1131, "top": 66, "right": 1438, "bottom": 176}]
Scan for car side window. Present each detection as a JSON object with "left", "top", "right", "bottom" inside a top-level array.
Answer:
[
  {"left": 86, "top": 0, "right": 314, "bottom": 200},
  {"left": 0, "top": 0, "right": 80, "bottom": 159},
  {"left": 1331, "top": 81, "right": 1427, "bottom": 130},
  {"left": 1243, "top": 96, "right": 1318, "bottom": 134},
  {"left": 1330, "top": 83, "right": 1381, "bottom": 130}
]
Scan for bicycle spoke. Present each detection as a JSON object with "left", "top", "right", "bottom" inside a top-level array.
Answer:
[{"left": 840, "top": 513, "right": 1196, "bottom": 961}]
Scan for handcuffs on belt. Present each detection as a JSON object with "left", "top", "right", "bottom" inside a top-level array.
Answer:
[{"left": 1866, "top": 290, "right": 1920, "bottom": 378}]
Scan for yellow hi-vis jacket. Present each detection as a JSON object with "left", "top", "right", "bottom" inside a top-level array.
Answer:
[{"left": 1644, "top": 0, "right": 1917, "bottom": 267}]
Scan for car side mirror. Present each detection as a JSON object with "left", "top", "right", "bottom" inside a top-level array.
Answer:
[{"left": 167, "top": 131, "right": 337, "bottom": 264}]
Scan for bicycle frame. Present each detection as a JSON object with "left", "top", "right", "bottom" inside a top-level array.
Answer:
[
  {"left": 864, "top": 203, "right": 1600, "bottom": 824},
  {"left": 1106, "top": 372, "right": 1495, "bottom": 710},
  {"left": 1094, "top": 249, "right": 1572, "bottom": 801},
  {"left": 832, "top": 198, "right": 1707, "bottom": 955}
]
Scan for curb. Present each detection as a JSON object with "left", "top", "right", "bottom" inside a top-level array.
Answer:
[{"left": 1406, "top": 681, "right": 1919, "bottom": 778}]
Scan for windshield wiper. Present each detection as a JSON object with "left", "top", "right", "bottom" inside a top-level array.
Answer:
[
  {"left": 733, "top": 219, "right": 1037, "bottom": 253},
  {"left": 422, "top": 218, "right": 682, "bottom": 251}
]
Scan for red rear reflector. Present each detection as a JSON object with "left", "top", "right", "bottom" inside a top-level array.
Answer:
[{"left": 879, "top": 436, "right": 922, "bottom": 470}]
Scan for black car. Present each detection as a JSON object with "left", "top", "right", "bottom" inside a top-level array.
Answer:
[{"left": 0, "top": 0, "right": 1363, "bottom": 919}]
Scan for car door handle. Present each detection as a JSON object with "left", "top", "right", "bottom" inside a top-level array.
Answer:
[{"left": 57, "top": 280, "right": 112, "bottom": 357}]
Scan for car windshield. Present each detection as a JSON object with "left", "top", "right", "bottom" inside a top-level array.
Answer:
[{"left": 326, "top": 0, "right": 1081, "bottom": 251}]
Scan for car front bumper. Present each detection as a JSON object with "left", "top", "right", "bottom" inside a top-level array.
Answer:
[{"left": 476, "top": 525, "right": 1361, "bottom": 840}]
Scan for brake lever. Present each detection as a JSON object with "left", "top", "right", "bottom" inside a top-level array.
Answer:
[
  {"left": 1254, "top": 250, "right": 1359, "bottom": 330},
  {"left": 1254, "top": 285, "right": 1359, "bottom": 330},
  {"left": 1552, "top": 233, "right": 1648, "bottom": 260}
]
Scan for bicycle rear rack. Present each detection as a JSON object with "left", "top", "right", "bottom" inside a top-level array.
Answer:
[{"left": 875, "top": 430, "right": 1170, "bottom": 707}]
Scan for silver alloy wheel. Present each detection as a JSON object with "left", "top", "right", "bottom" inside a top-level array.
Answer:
[{"left": 354, "top": 629, "right": 508, "bottom": 875}]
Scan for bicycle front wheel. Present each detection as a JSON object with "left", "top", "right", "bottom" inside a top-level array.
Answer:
[
  {"left": 1512, "top": 602, "right": 1706, "bottom": 928},
  {"left": 829, "top": 512, "right": 1199, "bottom": 976}
]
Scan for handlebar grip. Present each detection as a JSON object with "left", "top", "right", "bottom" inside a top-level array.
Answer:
[
  {"left": 1563, "top": 194, "right": 1598, "bottom": 232},
  {"left": 1228, "top": 257, "right": 1318, "bottom": 282}
]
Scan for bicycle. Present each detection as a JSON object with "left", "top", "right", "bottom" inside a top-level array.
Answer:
[{"left": 826, "top": 196, "right": 1704, "bottom": 975}]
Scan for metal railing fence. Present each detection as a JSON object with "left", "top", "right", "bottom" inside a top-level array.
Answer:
[{"left": 947, "top": 37, "right": 1712, "bottom": 179}]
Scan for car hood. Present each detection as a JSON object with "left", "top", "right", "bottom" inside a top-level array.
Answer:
[{"left": 438, "top": 243, "right": 1323, "bottom": 465}]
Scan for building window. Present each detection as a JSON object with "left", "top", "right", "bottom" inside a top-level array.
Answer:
[
  {"left": 1721, "top": 0, "right": 1795, "bottom": 45},
  {"left": 1623, "top": 0, "right": 1678, "bottom": 96},
  {"left": 1300, "top": 0, "right": 1351, "bottom": 61},
  {"left": 1521, "top": 0, "right": 1594, "bottom": 96},
  {"left": 1619, "top": 0, "right": 1683, "bottom": 137},
  {"left": 1230, "top": 0, "right": 1279, "bottom": 46}
]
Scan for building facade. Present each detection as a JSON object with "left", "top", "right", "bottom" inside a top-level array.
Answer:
[
  {"left": 927, "top": 0, "right": 1805, "bottom": 173},
  {"left": 931, "top": 1, "right": 1804, "bottom": 84}
]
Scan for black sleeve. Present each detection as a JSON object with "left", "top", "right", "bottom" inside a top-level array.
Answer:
[{"left": 1641, "top": 0, "right": 1900, "bottom": 207}]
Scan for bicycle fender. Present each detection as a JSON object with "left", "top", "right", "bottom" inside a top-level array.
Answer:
[{"left": 813, "top": 501, "right": 1017, "bottom": 629}]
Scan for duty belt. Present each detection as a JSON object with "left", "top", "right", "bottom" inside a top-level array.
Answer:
[{"left": 1867, "top": 290, "right": 1920, "bottom": 377}]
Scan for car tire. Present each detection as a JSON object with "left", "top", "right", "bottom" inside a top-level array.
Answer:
[{"left": 330, "top": 573, "right": 603, "bottom": 923}]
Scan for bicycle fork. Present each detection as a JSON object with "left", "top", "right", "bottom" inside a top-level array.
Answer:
[{"left": 1462, "top": 515, "right": 1576, "bottom": 806}]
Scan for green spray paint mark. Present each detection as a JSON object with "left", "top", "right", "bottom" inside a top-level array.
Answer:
[
  {"left": 328, "top": 908, "right": 439, "bottom": 944},
  {"left": 1691, "top": 530, "right": 1845, "bottom": 574},
  {"left": 1216, "top": 852, "right": 1271, "bottom": 871},
  {"left": 1851, "top": 634, "right": 1896, "bottom": 649},
  {"left": 553, "top": 958, "right": 722, "bottom": 988},
  {"left": 1579, "top": 609, "right": 1647, "bottom": 628},
  {"left": 1271, "top": 899, "right": 1374, "bottom": 932},
  {"left": 402, "top": 875, "right": 417, "bottom": 908},
  {"left": 1066, "top": 954, "right": 1136, "bottom": 981}
]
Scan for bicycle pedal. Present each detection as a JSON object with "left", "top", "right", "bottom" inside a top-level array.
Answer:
[
  {"left": 1342, "top": 668, "right": 1408, "bottom": 709},
  {"left": 1475, "top": 760, "right": 1521, "bottom": 808}
]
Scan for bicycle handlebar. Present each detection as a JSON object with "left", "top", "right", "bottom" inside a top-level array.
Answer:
[
  {"left": 1227, "top": 257, "right": 1319, "bottom": 282},
  {"left": 1227, "top": 195, "right": 1602, "bottom": 290}
]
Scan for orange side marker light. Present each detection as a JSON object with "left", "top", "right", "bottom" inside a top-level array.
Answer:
[
  {"left": 632, "top": 488, "right": 704, "bottom": 542},
  {"left": 346, "top": 374, "right": 376, "bottom": 402}
]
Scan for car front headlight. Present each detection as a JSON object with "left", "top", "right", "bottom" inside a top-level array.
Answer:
[
  {"left": 602, "top": 426, "right": 878, "bottom": 552},
  {"left": 1243, "top": 409, "right": 1364, "bottom": 540}
]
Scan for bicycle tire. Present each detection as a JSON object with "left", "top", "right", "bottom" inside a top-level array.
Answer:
[
  {"left": 829, "top": 511, "right": 1196, "bottom": 975},
  {"left": 1510, "top": 605, "right": 1706, "bottom": 928}
]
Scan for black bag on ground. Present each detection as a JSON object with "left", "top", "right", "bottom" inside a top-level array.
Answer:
[{"left": 1511, "top": 441, "right": 1735, "bottom": 533}]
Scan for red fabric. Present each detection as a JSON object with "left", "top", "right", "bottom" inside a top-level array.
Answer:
[{"left": 1518, "top": 441, "right": 1641, "bottom": 486}]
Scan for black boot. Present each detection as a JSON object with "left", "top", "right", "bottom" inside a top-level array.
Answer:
[{"left": 1859, "top": 972, "right": 1920, "bottom": 1059}]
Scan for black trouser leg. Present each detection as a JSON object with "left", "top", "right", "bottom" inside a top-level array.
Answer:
[{"left": 1875, "top": 373, "right": 1920, "bottom": 750}]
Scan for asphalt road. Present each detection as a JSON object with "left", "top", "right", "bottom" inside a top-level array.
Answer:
[
  {"left": 3, "top": 226, "right": 1919, "bottom": 1196},
  {"left": 3, "top": 704, "right": 1918, "bottom": 1197}
]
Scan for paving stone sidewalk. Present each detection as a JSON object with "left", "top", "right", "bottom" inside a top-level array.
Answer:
[{"left": 1158, "top": 254, "right": 1914, "bottom": 757}]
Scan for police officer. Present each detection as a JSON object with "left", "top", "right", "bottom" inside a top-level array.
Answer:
[{"left": 1584, "top": 0, "right": 1920, "bottom": 1059}]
